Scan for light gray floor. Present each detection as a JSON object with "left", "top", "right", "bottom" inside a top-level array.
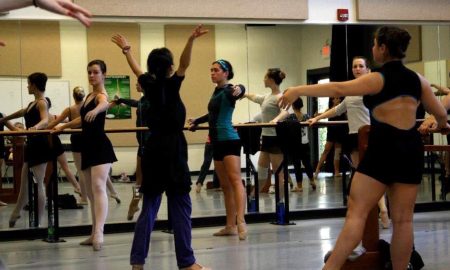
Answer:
[
  {"left": 0, "top": 173, "right": 445, "bottom": 230},
  {"left": 0, "top": 211, "right": 449, "bottom": 270}
]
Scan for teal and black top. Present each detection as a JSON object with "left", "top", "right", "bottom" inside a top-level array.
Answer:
[{"left": 195, "top": 84, "right": 245, "bottom": 143}]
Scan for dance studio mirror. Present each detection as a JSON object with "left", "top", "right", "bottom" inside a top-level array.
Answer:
[{"left": 0, "top": 21, "right": 446, "bottom": 232}]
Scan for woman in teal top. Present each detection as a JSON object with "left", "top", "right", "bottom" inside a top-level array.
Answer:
[{"left": 189, "top": 59, "right": 248, "bottom": 240}]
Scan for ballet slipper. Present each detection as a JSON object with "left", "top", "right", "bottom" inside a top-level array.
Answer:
[
  {"left": 310, "top": 179, "right": 317, "bottom": 191},
  {"left": 9, "top": 214, "right": 20, "bottom": 228},
  {"left": 195, "top": 183, "right": 202, "bottom": 193},
  {"left": 212, "top": 226, "right": 237, "bottom": 236},
  {"left": 110, "top": 193, "right": 121, "bottom": 204},
  {"left": 380, "top": 211, "right": 390, "bottom": 229},
  {"left": 79, "top": 236, "right": 93, "bottom": 246},
  {"left": 291, "top": 186, "right": 303, "bottom": 192},
  {"left": 127, "top": 198, "right": 140, "bottom": 221},
  {"left": 92, "top": 233, "right": 103, "bottom": 251},
  {"left": 237, "top": 223, "right": 248, "bottom": 240},
  {"left": 180, "top": 263, "right": 211, "bottom": 270},
  {"left": 77, "top": 200, "right": 88, "bottom": 206}
]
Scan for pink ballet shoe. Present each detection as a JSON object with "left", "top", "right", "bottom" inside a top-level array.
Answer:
[
  {"left": 110, "top": 193, "right": 121, "bottom": 204},
  {"left": 9, "top": 214, "right": 20, "bottom": 228},
  {"left": 79, "top": 236, "right": 93, "bottom": 246},
  {"left": 212, "top": 226, "right": 237, "bottom": 236},
  {"left": 180, "top": 263, "right": 211, "bottom": 270},
  {"left": 380, "top": 211, "right": 390, "bottom": 229},
  {"left": 92, "top": 233, "right": 103, "bottom": 251},
  {"left": 237, "top": 223, "right": 247, "bottom": 240}
]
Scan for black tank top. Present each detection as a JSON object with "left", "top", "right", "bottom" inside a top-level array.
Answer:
[
  {"left": 24, "top": 99, "right": 48, "bottom": 128},
  {"left": 363, "top": 60, "right": 421, "bottom": 125}
]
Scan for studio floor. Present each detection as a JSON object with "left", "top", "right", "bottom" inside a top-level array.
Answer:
[
  {"left": 0, "top": 211, "right": 449, "bottom": 270},
  {"left": 0, "top": 173, "right": 449, "bottom": 269}
]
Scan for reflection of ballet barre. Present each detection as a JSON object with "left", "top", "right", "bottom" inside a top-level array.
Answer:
[{"left": 423, "top": 144, "right": 450, "bottom": 201}]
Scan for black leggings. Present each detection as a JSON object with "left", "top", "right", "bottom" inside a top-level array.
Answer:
[{"left": 289, "top": 143, "right": 314, "bottom": 181}]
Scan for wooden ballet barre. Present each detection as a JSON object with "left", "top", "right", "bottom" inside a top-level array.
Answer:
[
  {"left": 0, "top": 120, "right": 352, "bottom": 136},
  {"left": 423, "top": 145, "right": 450, "bottom": 152}
]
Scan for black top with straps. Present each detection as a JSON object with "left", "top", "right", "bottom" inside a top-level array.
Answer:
[
  {"left": 24, "top": 99, "right": 52, "bottom": 166},
  {"left": 68, "top": 106, "right": 83, "bottom": 153},
  {"left": 80, "top": 93, "right": 117, "bottom": 169}
]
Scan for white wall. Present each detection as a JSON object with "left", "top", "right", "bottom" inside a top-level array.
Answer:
[{"left": 3, "top": 0, "right": 358, "bottom": 24}]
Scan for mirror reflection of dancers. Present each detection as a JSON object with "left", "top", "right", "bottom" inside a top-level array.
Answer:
[
  {"left": 0, "top": 112, "right": 19, "bottom": 207},
  {"left": 243, "top": 68, "right": 290, "bottom": 195},
  {"left": 280, "top": 26, "right": 449, "bottom": 270},
  {"left": 314, "top": 97, "right": 347, "bottom": 178},
  {"left": 0, "top": 73, "right": 52, "bottom": 228},
  {"left": 47, "top": 111, "right": 82, "bottom": 198},
  {"left": 130, "top": 25, "right": 210, "bottom": 270},
  {"left": 307, "top": 56, "right": 390, "bottom": 228},
  {"left": 49, "top": 87, "right": 89, "bottom": 204},
  {"left": 111, "top": 33, "right": 150, "bottom": 221},
  {"left": 55, "top": 60, "right": 117, "bottom": 251}
]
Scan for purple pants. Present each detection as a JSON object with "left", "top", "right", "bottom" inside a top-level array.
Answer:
[{"left": 130, "top": 193, "right": 196, "bottom": 268}]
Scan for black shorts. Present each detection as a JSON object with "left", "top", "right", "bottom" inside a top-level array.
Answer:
[
  {"left": 261, "top": 136, "right": 282, "bottom": 154},
  {"left": 212, "top": 140, "right": 241, "bottom": 161},
  {"left": 357, "top": 122, "right": 424, "bottom": 185},
  {"left": 343, "top": 133, "right": 359, "bottom": 153},
  {"left": 137, "top": 145, "right": 145, "bottom": 157},
  {"left": 70, "top": 133, "right": 83, "bottom": 153},
  {"left": 326, "top": 125, "right": 348, "bottom": 143}
]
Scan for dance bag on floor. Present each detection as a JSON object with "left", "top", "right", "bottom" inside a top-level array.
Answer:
[
  {"left": 379, "top": 239, "right": 424, "bottom": 270},
  {"left": 58, "top": 194, "right": 83, "bottom": 209}
]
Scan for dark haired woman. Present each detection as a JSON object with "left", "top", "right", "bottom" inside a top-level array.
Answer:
[
  {"left": 56, "top": 60, "right": 117, "bottom": 251},
  {"left": 243, "top": 68, "right": 292, "bottom": 195},
  {"left": 189, "top": 59, "right": 247, "bottom": 241},
  {"left": 280, "top": 26, "right": 449, "bottom": 270},
  {"left": 111, "top": 33, "right": 149, "bottom": 220},
  {"left": 0, "top": 72, "right": 51, "bottom": 227},
  {"left": 130, "top": 25, "right": 210, "bottom": 270}
]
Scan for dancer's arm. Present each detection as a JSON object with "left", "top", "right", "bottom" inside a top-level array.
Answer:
[
  {"left": 111, "top": 34, "right": 144, "bottom": 77},
  {"left": 176, "top": 24, "right": 208, "bottom": 77}
]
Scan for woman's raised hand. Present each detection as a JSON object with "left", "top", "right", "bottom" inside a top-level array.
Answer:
[
  {"left": 111, "top": 34, "right": 130, "bottom": 50},
  {"left": 191, "top": 24, "right": 209, "bottom": 39}
]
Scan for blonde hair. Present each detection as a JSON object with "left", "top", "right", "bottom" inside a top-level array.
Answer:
[{"left": 72, "top": 86, "right": 86, "bottom": 102}]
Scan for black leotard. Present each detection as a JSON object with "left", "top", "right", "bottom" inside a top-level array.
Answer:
[
  {"left": 358, "top": 61, "right": 423, "bottom": 184},
  {"left": 80, "top": 93, "right": 117, "bottom": 170},
  {"left": 24, "top": 99, "right": 52, "bottom": 167}
]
